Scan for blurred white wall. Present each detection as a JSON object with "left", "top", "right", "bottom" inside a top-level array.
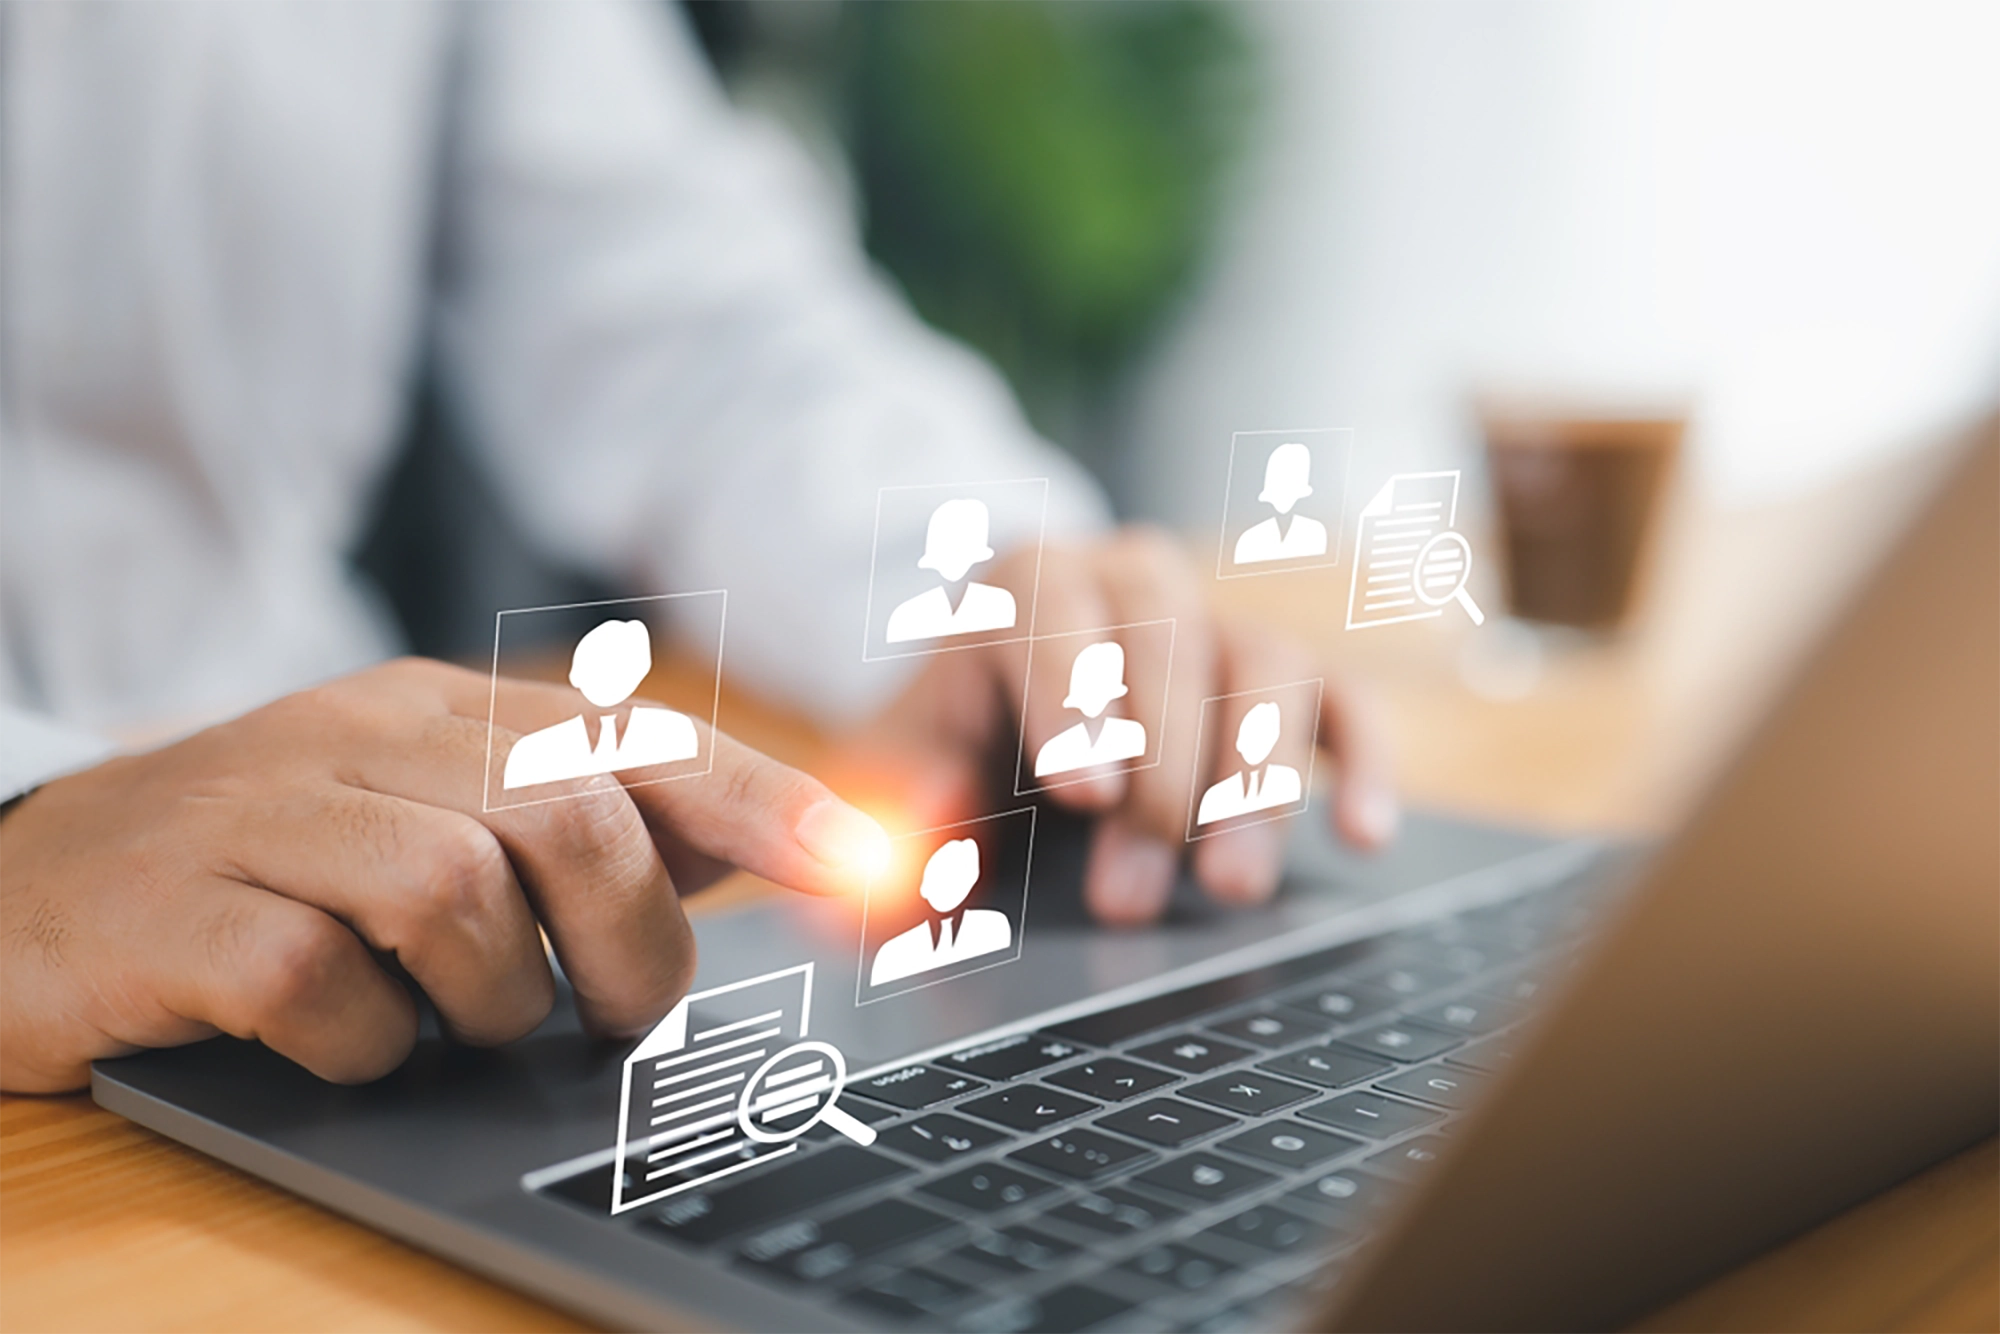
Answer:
[{"left": 1123, "top": 0, "right": 2000, "bottom": 523}]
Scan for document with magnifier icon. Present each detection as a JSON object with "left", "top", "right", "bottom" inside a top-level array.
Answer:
[
  {"left": 612, "top": 964, "right": 815, "bottom": 1214},
  {"left": 1345, "top": 470, "right": 1465, "bottom": 630}
]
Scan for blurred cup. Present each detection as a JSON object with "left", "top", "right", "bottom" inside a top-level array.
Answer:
[{"left": 1477, "top": 398, "right": 1684, "bottom": 632}]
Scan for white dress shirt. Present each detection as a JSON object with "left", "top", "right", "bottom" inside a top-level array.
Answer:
[{"left": 0, "top": 0, "right": 1106, "bottom": 800}]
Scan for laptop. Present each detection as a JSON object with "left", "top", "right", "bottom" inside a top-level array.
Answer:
[{"left": 92, "top": 424, "right": 1997, "bottom": 1332}]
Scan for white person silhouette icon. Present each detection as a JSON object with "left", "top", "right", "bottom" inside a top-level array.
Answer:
[
  {"left": 1035, "top": 641, "right": 1147, "bottom": 777},
  {"left": 884, "top": 498, "right": 1018, "bottom": 643},
  {"left": 1233, "top": 442, "right": 1328, "bottom": 566},
  {"left": 1195, "top": 701, "right": 1303, "bottom": 824},
  {"left": 502, "top": 619, "right": 697, "bottom": 789},
  {"left": 868, "top": 838, "right": 1013, "bottom": 986}
]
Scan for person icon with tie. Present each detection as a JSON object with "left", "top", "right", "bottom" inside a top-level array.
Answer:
[
  {"left": 884, "top": 498, "right": 1019, "bottom": 643},
  {"left": 1034, "top": 641, "right": 1148, "bottom": 778},
  {"left": 501, "top": 619, "right": 698, "bottom": 789},
  {"left": 1233, "top": 442, "right": 1329, "bottom": 566},
  {"left": 1196, "top": 701, "right": 1304, "bottom": 825},
  {"left": 868, "top": 838, "right": 1012, "bottom": 986}
]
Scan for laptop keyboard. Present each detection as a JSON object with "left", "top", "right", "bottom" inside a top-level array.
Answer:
[{"left": 535, "top": 875, "right": 1606, "bottom": 1332}]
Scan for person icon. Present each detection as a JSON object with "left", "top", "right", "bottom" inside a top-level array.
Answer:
[
  {"left": 1233, "top": 442, "right": 1329, "bottom": 565},
  {"left": 501, "top": 619, "right": 698, "bottom": 789},
  {"left": 1195, "top": 700, "right": 1304, "bottom": 825},
  {"left": 1034, "top": 641, "right": 1148, "bottom": 777},
  {"left": 868, "top": 838, "right": 1013, "bottom": 986},
  {"left": 884, "top": 498, "right": 1018, "bottom": 643}
]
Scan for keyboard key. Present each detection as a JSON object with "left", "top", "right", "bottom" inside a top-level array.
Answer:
[
  {"left": 1206, "top": 1009, "right": 1329, "bottom": 1049},
  {"left": 1043, "top": 1186, "right": 1184, "bottom": 1238},
  {"left": 1445, "top": 1034, "right": 1521, "bottom": 1074},
  {"left": 736, "top": 1197, "right": 950, "bottom": 1284},
  {"left": 1118, "top": 1242, "right": 1234, "bottom": 1292},
  {"left": 945, "top": 1032, "right": 1088, "bottom": 1081},
  {"left": 1216, "top": 1120, "right": 1366, "bottom": 1170},
  {"left": 1362, "top": 1135, "right": 1450, "bottom": 1182},
  {"left": 958, "top": 1085, "right": 1099, "bottom": 1132},
  {"left": 1283, "top": 1168, "right": 1393, "bottom": 1225},
  {"left": 803, "top": 1093, "right": 902, "bottom": 1141},
  {"left": 1374, "top": 1064, "right": 1490, "bottom": 1110},
  {"left": 1189, "top": 1296, "right": 1289, "bottom": 1333},
  {"left": 1257, "top": 1045, "right": 1393, "bottom": 1089},
  {"left": 1410, "top": 995, "right": 1520, "bottom": 1036},
  {"left": 1127, "top": 1031, "right": 1254, "bottom": 1074},
  {"left": 1180, "top": 1071, "right": 1316, "bottom": 1116},
  {"left": 1197, "top": 1205, "right": 1322, "bottom": 1256},
  {"left": 1350, "top": 962, "right": 1458, "bottom": 998},
  {"left": 1330, "top": 1020, "right": 1462, "bottom": 1063},
  {"left": 639, "top": 1146, "right": 910, "bottom": 1246},
  {"left": 960, "top": 1284, "right": 1135, "bottom": 1333},
  {"left": 1010, "top": 1128, "right": 1153, "bottom": 1181},
  {"left": 852, "top": 1065, "right": 988, "bottom": 1111},
  {"left": 1279, "top": 981, "right": 1398, "bottom": 1025},
  {"left": 1096, "top": 1098, "right": 1237, "bottom": 1148},
  {"left": 954, "top": 1224, "right": 1080, "bottom": 1275},
  {"left": 1477, "top": 969, "right": 1552, "bottom": 1006},
  {"left": 920, "top": 1162, "right": 1058, "bottom": 1213},
  {"left": 1131, "top": 1151, "right": 1276, "bottom": 1205},
  {"left": 1045, "top": 1056, "right": 1177, "bottom": 1103},
  {"left": 1380, "top": 938, "right": 1497, "bottom": 976},
  {"left": 842, "top": 1267, "right": 974, "bottom": 1321},
  {"left": 877, "top": 1112, "right": 1007, "bottom": 1164},
  {"left": 1298, "top": 1092, "right": 1443, "bottom": 1139}
]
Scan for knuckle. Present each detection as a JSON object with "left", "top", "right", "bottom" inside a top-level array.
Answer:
[
  {"left": 237, "top": 912, "right": 357, "bottom": 1024},
  {"left": 407, "top": 821, "right": 512, "bottom": 931},
  {"left": 273, "top": 678, "right": 383, "bottom": 740},
  {"left": 536, "top": 783, "right": 655, "bottom": 888}
]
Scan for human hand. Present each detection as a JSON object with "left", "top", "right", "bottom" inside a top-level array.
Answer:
[
  {"left": 848, "top": 527, "right": 1397, "bottom": 925},
  {"left": 0, "top": 659, "right": 890, "bottom": 1093}
]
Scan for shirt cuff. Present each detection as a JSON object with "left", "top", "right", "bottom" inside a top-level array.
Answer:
[{"left": 0, "top": 707, "right": 118, "bottom": 804}]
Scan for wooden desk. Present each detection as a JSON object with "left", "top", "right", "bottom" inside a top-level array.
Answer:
[{"left": 4, "top": 480, "right": 1994, "bottom": 1332}]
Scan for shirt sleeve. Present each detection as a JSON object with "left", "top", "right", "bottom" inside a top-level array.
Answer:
[
  {"left": 0, "top": 705, "right": 116, "bottom": 804},
  {"left": 432, "top": 0, "right": 1110, "bottom": 723}
]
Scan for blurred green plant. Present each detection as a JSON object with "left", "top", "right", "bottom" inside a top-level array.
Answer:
[{"left": 686, "top": 0, "right": 1256, "bottom": 463}]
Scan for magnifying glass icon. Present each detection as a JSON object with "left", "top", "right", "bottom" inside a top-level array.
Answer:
[
  {"left": 1412, "top": 531, "right": 1486, "bottom": 626},
  {"left": 736, "top": 1040, "right": 877, "bottom": 1148}
]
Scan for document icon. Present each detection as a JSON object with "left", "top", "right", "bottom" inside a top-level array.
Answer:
[
  {"left": 1346, "top": 471, "right": 1480, "bottom": 630},
  {"left": 611, "top": 964, "right": 814, "bottom": 1214}
]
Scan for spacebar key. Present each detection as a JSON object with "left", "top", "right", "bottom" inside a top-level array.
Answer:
[{"left": 637, "top": 1147, "right": 912, "bottom": 1248}]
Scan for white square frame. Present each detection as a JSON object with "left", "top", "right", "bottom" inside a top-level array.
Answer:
[
  {"left": 861, "top": 477, "right": 1050, "bottom": 662},
  {"left": 854, "top": 807, "right": 1038, "bottom": 1008},
  {"left": 1183, "top": 677, "right": 1325, "bottom": 842},
  {"left": 1215, "top": 427, "right": 1354, "bottom": 581},
  {"left": 483, "top": 589, "right": 727, "bottom": 814}
]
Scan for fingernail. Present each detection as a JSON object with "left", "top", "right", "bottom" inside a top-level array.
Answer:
[
  {"left": 796, "top": 799, "right": 892, "bottom": 880},
  {"left": 1094, "top": 834, "right": 1177, "bottom": 920},
  {"left": 1356, "top": 787, "right": 1400, "bottom": 844},
  {"left": 1203, "top": 831, "right": 1281, "bottom": 904}
]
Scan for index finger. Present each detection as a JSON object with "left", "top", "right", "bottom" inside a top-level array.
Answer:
[
  {"left": 625, "top": 725, "right": 894, "bottom": 897},
  {"left": 387, "top": 659, "right": 893, "bottom": 896}
]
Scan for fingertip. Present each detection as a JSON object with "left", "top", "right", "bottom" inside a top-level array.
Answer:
[
  {"left": 1194, "top": 826, "right": 1284, "bottom": 906},
  {"left": 1338, "top": 783, "right": 1400, "bottom": 850},
  {"left": 1084, "top": 825, "right": 1177, "bottom": 926},
  {"left": 794, "top": 797, "right": 893, "bottom": 888}
]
